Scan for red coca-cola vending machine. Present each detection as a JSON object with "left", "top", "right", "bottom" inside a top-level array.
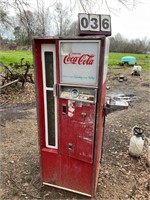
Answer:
[
  {"left": 33, "top": 36, "right": 109, "bottom": 197},
  {"left": 33, "top": 11, "right": 112, "bottom": 196}
]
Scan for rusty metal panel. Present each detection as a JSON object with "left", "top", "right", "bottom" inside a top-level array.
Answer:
[
  {"left": 41, "top": 149, "right": 60, "bottom": 184},
  {"left": 60, "top": 155, "right": 93, "bottom": 195},
  {"left": 59, "top": 99, "right": 96, "bottom": 163}
]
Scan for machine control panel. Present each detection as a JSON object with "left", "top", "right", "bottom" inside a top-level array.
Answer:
[{"left": 59, "top": 85, "right": 97, "bottom": 103}]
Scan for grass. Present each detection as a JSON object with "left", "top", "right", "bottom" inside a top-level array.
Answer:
[
  {"left": 0, "top": 50, "right": 33, "bottom": 65},
  {"left": 0, "top": 50, "right": 34, "bottom": 73},
  {"left": 0, "top": 50, "right": 149, "bottom": 70},
  {"left": 109, "top": 52, "right": 150, "bottom": 69},
  {"left": 25, "top": 175, "right": 32, "bottom": 183}
]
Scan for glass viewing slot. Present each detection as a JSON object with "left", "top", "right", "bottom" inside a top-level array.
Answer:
[
  {"left": 44, "top": 51, "right": 56, "bottom": 147},
  {"left": 45, "top": 52, "right": 54, "bottom": 88},
  {"left": 46, "top": 90, "right": 55, "bottom": 146}
]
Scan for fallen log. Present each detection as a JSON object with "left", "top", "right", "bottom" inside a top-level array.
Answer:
[
  {"left": 0, "top": 79, "right": 19, "bottom": 89},
  {"left": 1, "top": 59, "right": 34, "bottom": 89}
]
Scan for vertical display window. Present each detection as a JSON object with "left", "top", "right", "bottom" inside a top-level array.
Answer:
[
  {"left": 45, "top": 52, "right": 54, "bottom": 88},
  {"left": 46, "top": 90, "right": 55, "bottom": 146},
  {"left": 42, "top": 44, "right": 57, "bottom": 149}
]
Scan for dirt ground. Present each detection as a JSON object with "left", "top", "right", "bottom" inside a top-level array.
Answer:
[{"left": 0, "top": 67, "right": 150, "bottom": 200}]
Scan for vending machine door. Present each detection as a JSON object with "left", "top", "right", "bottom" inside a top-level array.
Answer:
[{"left": 59, "top": 86, "right": 97, "bottom": 163}]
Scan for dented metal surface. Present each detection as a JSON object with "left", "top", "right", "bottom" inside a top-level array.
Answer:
[{"left": 60, "top": 98, "right": 96, "bottom": 163}]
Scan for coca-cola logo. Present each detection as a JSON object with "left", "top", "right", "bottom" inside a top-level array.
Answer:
[{"left": 63, "top": 53, "right": 94, "bottom": 65}]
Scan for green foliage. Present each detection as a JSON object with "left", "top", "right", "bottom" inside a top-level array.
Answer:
[
  {"left": 109, "top": 52, "right": 150, "bottom": 69},
  {"left": 11, "top": 187, "right": 19, "bottom": 196},
  {"left": 0, "top": 50, "right": 149, "bottom": 70},
  {"left": 25, "top": 175, "right": 32, "bottom": 183},
  {"left": 0, "top": 50, "right": 33, "bottom": 65}
]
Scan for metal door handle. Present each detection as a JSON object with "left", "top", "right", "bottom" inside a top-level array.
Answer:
[
  {"left": 81, "top": 112, "right": 86, "bottom": 121},
  {"left": 53, "top": 84, "right": 57, "bottom": 96}
]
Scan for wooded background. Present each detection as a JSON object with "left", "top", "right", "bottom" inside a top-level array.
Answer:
[{"left": 0, "top": 0, "right": 150, "bottom": 53}]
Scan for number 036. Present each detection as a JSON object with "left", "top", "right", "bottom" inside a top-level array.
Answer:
[{"left": 79, "top": 14, "right": 111, "bottom": 33}]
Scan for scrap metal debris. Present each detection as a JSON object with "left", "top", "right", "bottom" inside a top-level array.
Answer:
[
  {"left": 112, "top": 94, "right": 137, "bottom": 102},
  {"left": 0, "top": 59, "right": 34, "bottom": 89},
  {"left": 106, "top": 94, "right": 137, "bottom": 103},
  {"left": 118, "top": 74, "right": 128, "bottom": 82}
]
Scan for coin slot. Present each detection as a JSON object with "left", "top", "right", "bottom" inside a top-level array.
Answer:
[
  {"left": 71, "top": 88, "right": 79, "bottom": 98},
  {"left": 62, "top": 104, "right": 67, "bottom": 114},
  {"left": 68, "top": 143, "right": 73, "bottom": 150}
]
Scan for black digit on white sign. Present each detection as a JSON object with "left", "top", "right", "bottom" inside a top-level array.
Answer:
[
  {"left": 101, "top": 15, "right": 111, "bottom": 32},
  {"left": 90, "top": 18, "right": 98, "bottom": 29},
  {"left": 79, "top": 13, "right": 111, "bottom": 34},
  {"left": 81, "top": 17, "right": 89, "bottom": 29},
  {"left": 102, "top": 18, "right": 109, "bottom": 29}
]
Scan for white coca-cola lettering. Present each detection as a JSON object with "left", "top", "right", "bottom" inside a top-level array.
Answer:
[{"left": 63, "top": 54, "right": 94, "bottom": 65}]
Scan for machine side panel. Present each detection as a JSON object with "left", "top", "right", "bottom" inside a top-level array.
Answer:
[{"left": 33, "top": 40, "right": 46, "bottom": 148}]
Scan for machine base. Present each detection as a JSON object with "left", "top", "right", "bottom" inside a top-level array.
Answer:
[{"left": 43, "top": 182, "right": 92, "bottom": 197}]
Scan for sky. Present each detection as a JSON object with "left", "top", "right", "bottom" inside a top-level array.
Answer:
[
  {"left": 63, "top": 0, "right": 150, "bottom": 40},
  {"left": 64, "top": 0, "right": 150, "bottom": 40},
  {"left": 5, "top": 0, "right": 150, "bottom": 40},
  {"left": 110, "top": 0, "right": 150, "bottom": 39}
]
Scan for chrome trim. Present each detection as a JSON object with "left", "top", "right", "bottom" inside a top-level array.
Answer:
[
  {"left": 43, "top": 182, "right": 92, "bottom": 197},
  {"left": 53, "top": 84, "right": 57, "bottom": 97},
  {"left": 59, "top": 85, "right": 98, "bottom": 104},
  {"left": 59, "top": 83, "right": 98, "bottom": 89}
]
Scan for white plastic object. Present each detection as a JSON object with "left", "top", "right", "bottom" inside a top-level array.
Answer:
[
  {"left": 133, "top": 65, "right": 142, "bottom": 72},
  {"left": 129, "top": 135, "right": 144, "bottom": 157}
]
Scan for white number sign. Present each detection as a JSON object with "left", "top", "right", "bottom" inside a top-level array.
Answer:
[
  {"left": 79, "top": 13, "right": 89, "bottom": 31},
  {"left": 90, "top": 14, "right": 100, "bottom": 32},
  {"left": 78, "top": 13, "right": 111, "bottom": 36},
  {"left": 101, "top": 15, "right": 111, "bottom": 32}
]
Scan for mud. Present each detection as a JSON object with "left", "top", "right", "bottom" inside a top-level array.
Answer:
[{"left": 0, "top": 103, "right": 35, "bottom": 123}]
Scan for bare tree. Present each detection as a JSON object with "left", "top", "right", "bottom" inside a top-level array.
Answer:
[
  {"left": 109, "top": 34, "right": 150, "bottom": 53},
  {"left": 14, "top": 10, "right": 34, "bottom": 45},
  {"left": 0, "top": 8, "right": 12, "bottom": 29},
  {"left": 65, "top": 21, "right": 78, "bottom": 36},
  {"left": 0, "top": 0, "right": 30, "bottom": 40},
  {"left": 53, "top": 2, "right": 72, "bottom": 36},
  {"left": 67, "top": 0, "right": 137, "bottom": 14},
  {"left": 33, "top": 0, "right": 52, "bottom": 36},
  {"left": 0, "top": 1, "right": 13, "bottom": 38},
  {"left": 0, "top": 0, "right": 138, "bottom": 43}
]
